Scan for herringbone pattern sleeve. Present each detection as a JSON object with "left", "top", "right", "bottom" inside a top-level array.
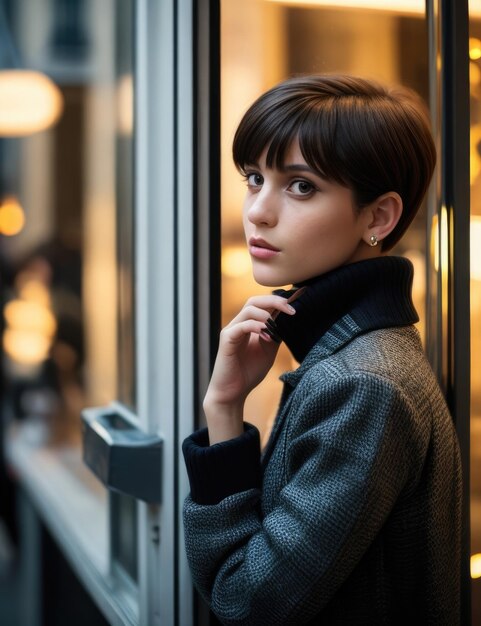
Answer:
[{"left": 183, "top": 328, "right": 461, "bottom": 625}]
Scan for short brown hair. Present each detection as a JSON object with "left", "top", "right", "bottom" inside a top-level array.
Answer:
[{"left": 233, "top": 75, "right": 436, "bottom": 251}]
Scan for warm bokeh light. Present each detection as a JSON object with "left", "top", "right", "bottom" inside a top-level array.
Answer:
[
  {"left": 471, "top": 124, "right": 481, "bottom": 184},
  {"left": 265, "top": 0, "right": 424, "bottom": 15},
  {"left": 18, "top": 280, "right": 51, "bottom": 308},
  {"left": 470, "top": 37, "right": 481, "bottom": 61},
  {"left": 471, "top": 62, "right": 481, "bottom": 88},
  {"left": 222, "top": 245, "right": 252, "bottom": 277},
  {"left": 2, "top": 278, "right": 57, "bottom": 366},
  {"left": 0, "top": 195, "right": 26, "bottom": 236},
  {"left": 472, "top": 553, "right": 481, "bottom": 579},
  {"left": 431, "top": 209, "right": 449, "bottom": 275},
  {"left": 117, "top": 73, "right": 133, "bottom": 135},
  {"left": 471, "top": 217, "right": 481, "bottom": 282},
  {"left": 3, "top": 300, "right": 56, "bottom": 337},
  {"left": 3, "top": 328, "right": 52, "bottom": 366},
  {"left": 0, "top": 69, "right": 63, "bottom": 137}
]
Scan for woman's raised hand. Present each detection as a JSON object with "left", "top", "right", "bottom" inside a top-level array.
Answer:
[{"left": 204, "top": 295, "right": 296, "bottom": 444}]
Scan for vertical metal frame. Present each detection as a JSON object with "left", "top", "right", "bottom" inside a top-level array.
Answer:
[
  {"left": 135, "top": 0, "right": 208, "bottom": 623},
  {"left": 426, "top": 0, "right": 471, "bottom": 622},
  {"left": 136, "top": 0, "right": 176, "bottom": 623},
  {"left": 190, "top": 1, "right": 222, "bottom": 624},
  {"left": 194, "top": 0, "right": 221, "bottom": 423},
  {"left": 176, "top": 0, "right": 196, "bottom": 624}
]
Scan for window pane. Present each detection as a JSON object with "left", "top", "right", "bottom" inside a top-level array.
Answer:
[
  {"left": 111, "top": 0, "right": 138, "bottom": 585},
  {"left": 220, "top": 0, "right": 428, "bottom": 441},
  {"left": 1, "top": 4, "right": 117, "bottom": 448},
  {"left": 0, "top": 0, "right": 137, "bottom": 584},
  {"left": 469, "top": 2, "right": 481, "bottom": 621}
]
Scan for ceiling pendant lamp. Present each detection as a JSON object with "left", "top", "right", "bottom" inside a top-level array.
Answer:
[
  {"left": 0, "top": 5, "right": 63, "bottom": 137},
  {"left": 0, "top": 69, "right": 63, "bottom": 136}
]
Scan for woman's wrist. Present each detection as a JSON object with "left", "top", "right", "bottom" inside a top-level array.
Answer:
[{"left": 203, "top": 394, "right": 245, "bottom": 445}]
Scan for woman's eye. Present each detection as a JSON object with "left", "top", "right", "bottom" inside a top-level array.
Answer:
[
  {"left": 289, "top": 180, "right": 314, "bottom": 195},
  {"left": 246, "top": 173, "right": 263, "bottom": 187}
]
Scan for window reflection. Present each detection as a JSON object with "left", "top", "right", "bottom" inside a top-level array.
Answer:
[
  {"left": 221, "top": 0, "right": 429, "bottom": 441},
  {"left": 2, "top": 81, "right": 88, "bottom": 447},
  {"left": 0, "top": 3, "right": 133, "bottom": 479}
]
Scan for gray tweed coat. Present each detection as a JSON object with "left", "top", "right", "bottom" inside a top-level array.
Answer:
[{"left": 183, "top": 321, "right": 461, "bottom": 625}]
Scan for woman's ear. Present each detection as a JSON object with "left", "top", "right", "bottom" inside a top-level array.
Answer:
[{"left": 362, "top": 192, "right": 403, "bottom": 247}]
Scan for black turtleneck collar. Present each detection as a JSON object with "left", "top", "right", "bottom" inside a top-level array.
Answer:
[{"left": 272, "top": 256, "right": 419, "bottom": 363}]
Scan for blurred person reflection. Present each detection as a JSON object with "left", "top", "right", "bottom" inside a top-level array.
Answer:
[{"left": 3, "top": 237, "right": 84, "bottom": 446}]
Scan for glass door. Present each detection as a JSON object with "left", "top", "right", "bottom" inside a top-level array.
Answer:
[
  {"left": 83, "top": 0, "right": 197, "bottom": 623},
  {"left": 1, "top": 0, "right": 197, "bottom": 623}
]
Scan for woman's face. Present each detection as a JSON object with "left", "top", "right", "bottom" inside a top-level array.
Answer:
[{"left": 242, "top": 139, "right": 377, "bottom": 286}]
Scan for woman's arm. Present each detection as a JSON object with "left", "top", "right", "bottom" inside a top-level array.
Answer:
[
  {"left": 183, "top": 371, "right": 426, "bottom": 625},
  {"left": 203, "top": 294, "right": 296, "bottom": 444}
]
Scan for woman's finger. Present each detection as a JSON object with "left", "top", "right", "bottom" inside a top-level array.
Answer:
[
  {"left": 243, "top": 294, "right": 297, "bottom": 313},
  {"left": 225, "top": 297, "right": 296, "bottom": 328},
  {"left": 220, "top": 319, "right": 276, "bottom": 347}
]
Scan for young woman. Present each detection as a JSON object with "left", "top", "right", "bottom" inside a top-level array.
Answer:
[{"left": 182, "top": 75, "right": 461, "bottom": 625}]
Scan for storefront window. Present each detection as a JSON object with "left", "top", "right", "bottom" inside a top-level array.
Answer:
[
  {"left": 220, "top": 0, "right": 428, "bottom": 441},
  {"left": 0, "top": 0, "right": 137, "bottom": 583}
]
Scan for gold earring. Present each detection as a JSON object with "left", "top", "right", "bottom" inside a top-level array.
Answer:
[{"left": 369, "top": 234, "right": 378, "bottom": 247}]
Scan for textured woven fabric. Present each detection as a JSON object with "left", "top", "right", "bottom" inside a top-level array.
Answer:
[
  {"left": 183, "top": 259, "right": 462, "bottom": 625},
  {"left": 273, "top": 256, "right": 419, "bottom": 362}
]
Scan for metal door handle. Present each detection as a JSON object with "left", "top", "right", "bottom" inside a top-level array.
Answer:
[{"left": 81, "top": 407, "right": 162, "bottom": 503}]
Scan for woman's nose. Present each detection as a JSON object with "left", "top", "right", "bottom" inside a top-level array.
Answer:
[{"left": 246, "top": 187, "right": 278, "bottom": 226}]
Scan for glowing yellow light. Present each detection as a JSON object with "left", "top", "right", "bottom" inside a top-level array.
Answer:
[
  {"left": 470, "top": 38, "right": 481, "bottom": 61},
  {"left": 4, "top": 300, "right": 56, "bottom": 337},
  {"left": 268, "top": 0, "right": 481, "bottom": 14},
  {"left": 0, "top": 195, "right": 25, "bottom": 236},
  {"left": 430, "top": 213, "right": 439, "bottom": 272},
  {"left": 117, "top": 74, "right": 133, "bottom": 135},
  {"left": 471, "top": 553, "right": 481, "bottom": 579},
  {"left": 2, "top": 278, "right": 57, "bottom": 366},
  {"left": 431, "top": 208, "right": 450, "bottom": 275},
  {"left": 440, "top": 206, "right": 449, "bottom": 276},
  {"left": 222, "top": 245, "right": 252, "bottom": 278},
  {"left": 470, "top": 124, "right": 481, "bottom": 184},
  {"left": 18, "top": 280, "right": 51, "bottom": 308},
  {"left": 471, "top": 217, "right": 481, "bottom": 282},
  {"left": 3, "top": 328, "right": 52, "bottom": 365},
  {"left": 265, "top": 0, "right": 424, "bottom": 15},
  {"left": 0, "top": 70, "right": 63, "bottom": 137},
  {"left": 470, "top": 61, "right": 481, "bottom": 87}
]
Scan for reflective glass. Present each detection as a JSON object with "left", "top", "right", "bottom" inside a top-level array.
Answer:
[
  {"left": 112, "top": 0, "right": 137, "bottom": 584},
  {"left": 469, "top": 1, "right": 481, "bottom": 620},
  {"left": 0, "top": 0, "right": 137, "bottom": 584},
  {"left": 1, "top": 4, "right": 117, "bottom": 454}
]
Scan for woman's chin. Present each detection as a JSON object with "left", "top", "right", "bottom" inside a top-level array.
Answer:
[{"left": 252, "top": 270, "right": 291, "bottom": 289}]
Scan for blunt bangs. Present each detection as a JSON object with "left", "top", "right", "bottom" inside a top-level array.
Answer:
[{"left": 233, "top": 92, "right": 344, "bottom": 184}]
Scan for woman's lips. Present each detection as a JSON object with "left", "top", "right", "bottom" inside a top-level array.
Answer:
[{"left": 249, "top": 238, "right": 280, "bottom": 259}]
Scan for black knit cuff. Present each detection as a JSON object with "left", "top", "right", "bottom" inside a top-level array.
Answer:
[{"left": 182, "top": 423, "right": 262, "bottom": 505}]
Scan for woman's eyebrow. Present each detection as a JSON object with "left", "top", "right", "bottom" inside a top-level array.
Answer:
[{"left": 282, "top": 164, "right": 319, "bottom": 175}]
